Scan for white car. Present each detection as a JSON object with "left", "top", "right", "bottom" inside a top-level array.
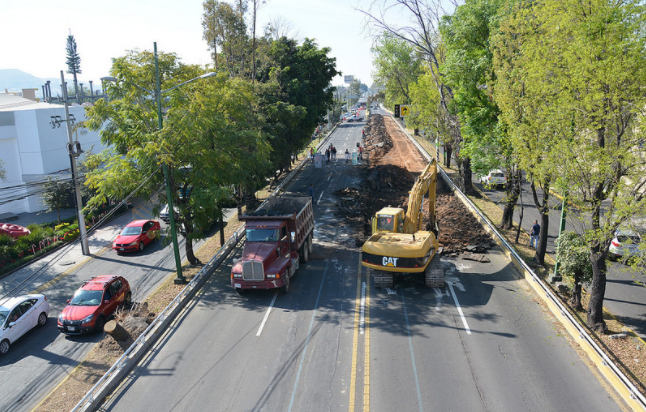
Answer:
[
  {"left": 346, "top": 115, "right": 363, "bottom": 122},
  {"left": 609, "top": 229, "right": 642, "bottom": 261},
  {"left": 480, "top": 170, "right": 507, "bottom": 189},
  {"left": 0, "top": 294, "right": 50, "bottom": 355}
]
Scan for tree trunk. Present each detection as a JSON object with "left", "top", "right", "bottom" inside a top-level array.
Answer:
[
  {"left": 461, "top": 157, "right": 476, "bottom": 195},
  {"left": 219, "top": 215, "right": 225, "bottom": 246},
  {"left": 515, "top": 175, "right": 524, "bottom": 243},
  {"left": 501, "top": 176, "right": 520, "bottom": 230},
  {"left": 183, "top": 222, "right": 201, "bottom": 265},
  {"left": 587, "top": 248, "right": 607, "bottom": 333},
  {"left": 104, "top": 320, "right": 129, "bottom": 341},
  {"left": 535, "top": 213, "right": 549, "bottom": 265},
  {"left": 444, "top": 144, "right": 453, "bottom": 168},
  {"left": 570, "top": 274, "right": 583, "bottom": 311}
]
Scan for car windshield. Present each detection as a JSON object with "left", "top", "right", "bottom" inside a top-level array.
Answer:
[
  {"left": 492, "top": 173, "right": 505, "bottom": 178},
  {"left": 0, "top": 310, "right": 7, "bottom": 326},
  {"left": 121, "top": 226, "right": 142, "bottom": 236},
  {"left": 70, "top": 289, "right": 103, "bottom": 306},
  {"left": 246, "top": 229, "right": 279, "bottom": 242}
]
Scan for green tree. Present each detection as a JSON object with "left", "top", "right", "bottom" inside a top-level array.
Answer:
[
  {"left": 493, "top": 0, "right": 646, "bottom": 332},
  {"left": 85, "top": 49, "right": 271, "bottom": 265},
  {"left": 361, "top": 0, "right": 477, "bottom": 194},
  {"left": 202, "top": 0, "right": 250, "bottom": 76},
  {"left": 42, "top": 176, "right": 73, "bottom": 223},
  {"left": 256, "top": 37, "right": 339, "bottom": 176},
  {"left": 371, "top": 33, "right": 422, "bottom": 109},
  {"left": 65, "top": 32, "right": 82, "bottom": 99},
  {"left": 441, "top": 0, "right": 524, "bottom": 232},
  {"left": 555, "top": 231, "right": 593, "bottom": 311}
]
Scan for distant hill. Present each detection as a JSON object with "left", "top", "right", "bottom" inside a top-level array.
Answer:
[{"left": 0, "top": 69, "right": 60, "bottom": 96}]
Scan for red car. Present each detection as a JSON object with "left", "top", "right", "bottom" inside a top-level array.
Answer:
[
  {"left": 57, "top": 275, "right": 131, "bottom": 334},
  {"left": 112, "top": 220, "right": 160, "bottom": 253}
]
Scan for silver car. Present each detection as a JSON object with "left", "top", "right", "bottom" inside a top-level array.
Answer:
[
  {"left": 480, "top": 169, "right": 507, "bottom": 189},
  {"left": 0, "top": 294, "right": 50, "bottom": 355},
  {"left": 609, "top": 229, "right": 642, "bottom": 261}
]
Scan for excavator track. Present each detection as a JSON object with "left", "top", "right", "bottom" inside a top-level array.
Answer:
[
  {"left": 425, "top": 255, "right": 444, "bottom": 288},
  {"left": 373, "top": 270, "right": 394, "bottom": 288}
]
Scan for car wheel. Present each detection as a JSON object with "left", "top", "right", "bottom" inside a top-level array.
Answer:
[
  {"left": 37, "top": 312, "right": 47, "bottom": 327},
  {"left": 308, "top": 233, "right": 313, "bottom": 254},
  {"left": 95, "top": 316, "right": 106, "bottom": 333},
  {"left": 300, "top": 242, "right": 309, "bottom": 263},
  {"left": 139, "top": 242, "right": 145, "bottom": 252},
  {"left": 281, "top": 274, "right": 290, "bottom": 294},
  {"left": 123, "top": 292, "right": 132, "bottom": 309},
  {"left": 0, "top": 340, "right": 9, "bottom": 355}
]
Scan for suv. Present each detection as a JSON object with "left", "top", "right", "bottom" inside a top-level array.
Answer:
[
  {"left": 58, "top": 275, "right": 131, "bottom": 334},
  {"left": 480, "top": 170, "right": 507, "bottom": 189}
]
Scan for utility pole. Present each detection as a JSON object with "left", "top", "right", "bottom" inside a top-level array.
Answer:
[{"left": 60, "top": 70, "right": 89, "bottom": 255}]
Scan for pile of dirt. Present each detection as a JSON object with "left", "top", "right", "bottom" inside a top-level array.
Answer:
[{"left": 337, "top": 113, "right": 495, "bottom": 255}]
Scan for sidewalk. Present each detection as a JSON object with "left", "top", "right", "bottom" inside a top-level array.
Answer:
[{"left": 0, "top": 200, "right": 155, "bottom": 295}]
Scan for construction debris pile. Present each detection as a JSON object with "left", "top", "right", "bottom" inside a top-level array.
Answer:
[{"left": 336, "top": 113, "right": 495, "bottom": 257}]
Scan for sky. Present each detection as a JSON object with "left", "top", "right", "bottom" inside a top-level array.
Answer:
[{"left": 1, "top": 0, "right": 420, "bottom": 90}]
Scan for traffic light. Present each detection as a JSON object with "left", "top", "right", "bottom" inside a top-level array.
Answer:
[{"left": 394, "top": 104, "right": 400, "bottom": 118}]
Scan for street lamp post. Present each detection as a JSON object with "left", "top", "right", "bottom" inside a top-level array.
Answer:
[{"left": 102, "top": 42, "right": 216, "bottom": 284}]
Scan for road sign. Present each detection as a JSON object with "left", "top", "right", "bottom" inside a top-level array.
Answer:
[
  {"left": 344, "top": 75, "right": 354, "bottom": 83},
  {"left": 400, "top": 105, "right": 411, "bottom": 116},
  {"left": 394, "top": 104, "right": 400, "bottom": 118}
]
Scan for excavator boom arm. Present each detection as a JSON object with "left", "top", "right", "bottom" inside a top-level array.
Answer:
[{"left": 403, "top": 160, "right": 437, "bottom": 234}]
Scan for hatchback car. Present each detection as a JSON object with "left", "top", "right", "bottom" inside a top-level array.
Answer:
[
  {"left": 113, "top": 219, "right": 160, "bottom": 253},
  {"left": 0, "top": 294, "right": 50, "bottom": 355},
  {"left": 480, "top": 170, "right": 507, "bottom": 189},
  {"left": 58, "top": 275, "right": 131, "bottom": 334},
  {"left": 609, "top": 229, "right": 642, "bottom": 261}
]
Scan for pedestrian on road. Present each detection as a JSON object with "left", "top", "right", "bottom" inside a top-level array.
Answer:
[
  {"left": 325, "top": 147, "right": 331, "bottom": 163},
  {"left": 529, "top": 220, "right": 540, "bottom": 249},
  {"left": 345, "top": 149, "right": 351, "bottom": 164},
  {"left": 358, "top": 145, "right": 363, "bottom": 163},
  {"left": 310, "top": 147, "right": 314, "bottom": 159},
  {"left": 309, "top": 184, "right": 314, "bottom": 203},
  {"left": 332, "top": 145, "right": 337, "bottom": 160}
]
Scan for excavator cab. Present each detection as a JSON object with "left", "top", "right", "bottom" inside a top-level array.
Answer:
[{"left": 372, "top": 208, "right": 405, "bottom": 234}]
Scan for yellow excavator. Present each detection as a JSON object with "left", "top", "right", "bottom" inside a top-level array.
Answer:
[{"left": 361, "top": 160, "right": 444, "bottom": 288}]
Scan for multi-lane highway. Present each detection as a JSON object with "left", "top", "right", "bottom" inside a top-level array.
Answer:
[{"left": 95, "top": 118, "right": 626, "bottom": 412}]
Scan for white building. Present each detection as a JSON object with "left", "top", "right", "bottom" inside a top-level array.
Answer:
[{"left": 0, "top": 94, "right": 108, "bottom": 216}]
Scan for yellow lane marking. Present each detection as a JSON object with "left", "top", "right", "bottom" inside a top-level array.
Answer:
[
  {"left": 363, "top": 271, "right": 370, "bottom": 412},
  {"left": 349, "top": 257, "right": 362, "bottom": 411}
]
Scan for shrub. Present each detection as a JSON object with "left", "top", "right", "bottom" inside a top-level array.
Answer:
[
  {"left": 63, "top": 229, "right": 80, "bottom": 242},
  {"left": 0, "top": 234, "right": 14, "bottom": 247}
]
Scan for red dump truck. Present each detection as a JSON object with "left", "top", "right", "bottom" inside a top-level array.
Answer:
[{"left": 231, "top": 196, "right": 314, "bottom": 294}]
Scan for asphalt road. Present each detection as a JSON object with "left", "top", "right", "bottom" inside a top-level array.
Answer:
[
  {"left": 98, "top": 119, "right": 625, "bottom": 412},
  {"left": 0, "top": 201, "right": 219, "bottom": 412},
  {"left": 481, "top": 182, "right": 646, "bottom": 339}
]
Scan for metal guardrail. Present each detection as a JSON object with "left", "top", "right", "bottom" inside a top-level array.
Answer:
[
  {"left": 400, "top": 123, "right": 646, "bottom": 411},
  {"left": 72, "top": 124, "right": 340, "bottom": 412}
]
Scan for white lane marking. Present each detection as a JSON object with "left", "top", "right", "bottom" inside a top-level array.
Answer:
[
  {"left": 360, "top": 281, "right": 366, "bottom": 335},
  {"left": 385, "top": 287, "right": 396, "bottom": 295},
  {"left": 448, "top": 281, "right": 471, "bottom": 335},
  {"left": 317, "top": 191, "right": 323, "bottom": 205},
  {"left": 327, "top": 173, "right": 332, "bottom": 181},
  {"left": 256, "top": 293, "right": 278, "bottom": 336}
]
